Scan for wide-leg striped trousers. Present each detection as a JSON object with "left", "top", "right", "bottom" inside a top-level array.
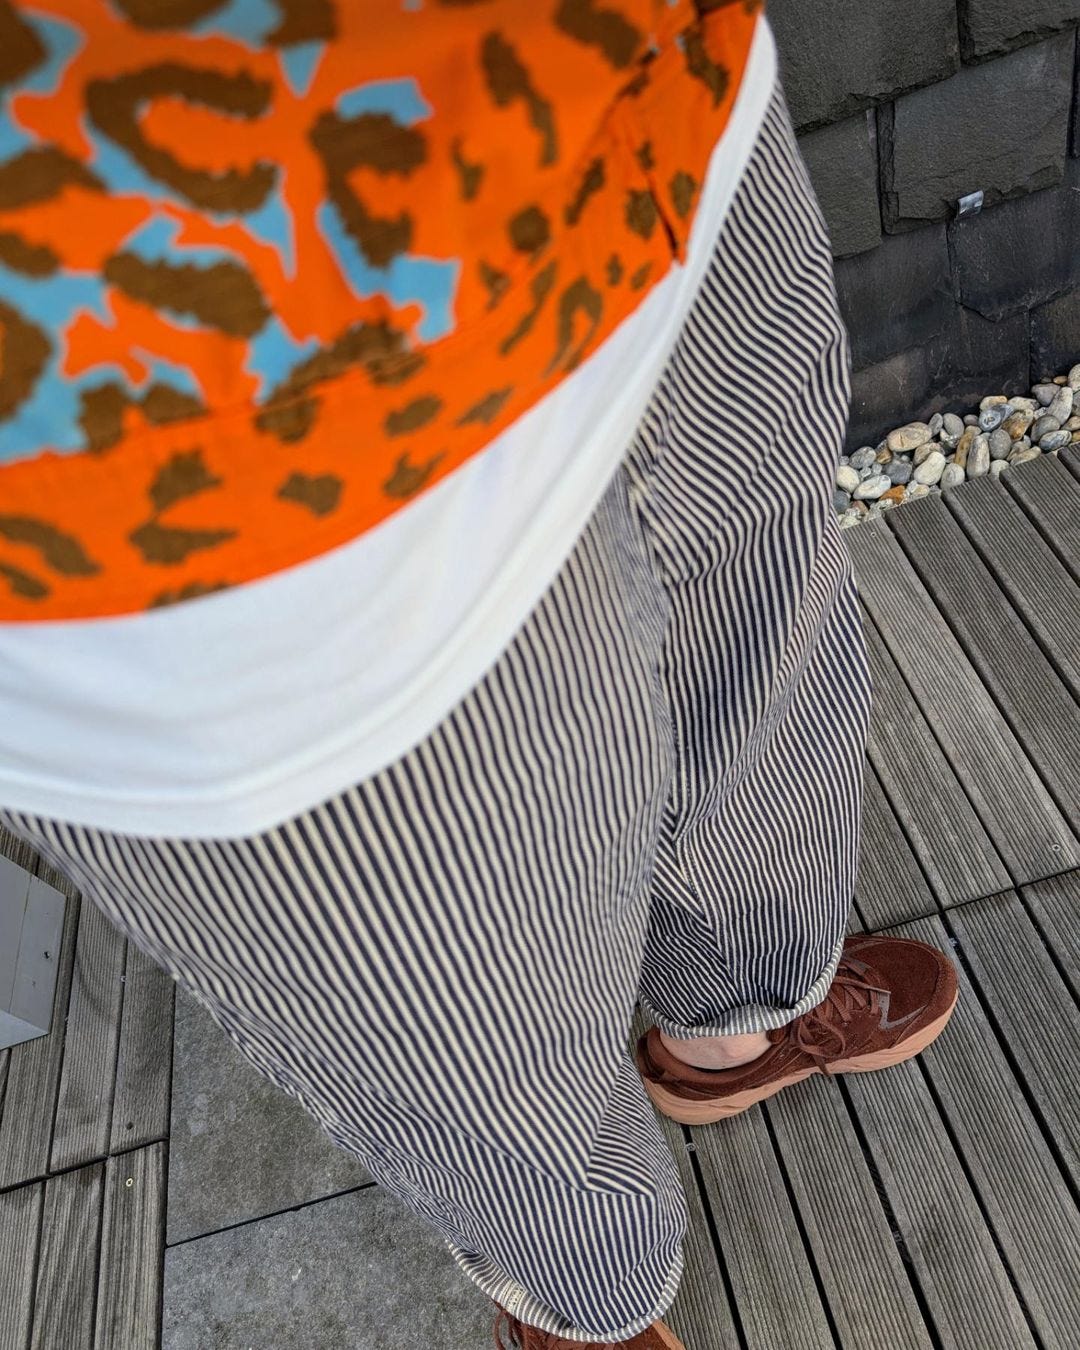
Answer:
[{"left": 1, "top": 85, "right": 872, "bottom": 1343}]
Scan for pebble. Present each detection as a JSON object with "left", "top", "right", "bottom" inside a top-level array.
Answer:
[
  {"left": 1069, "top": 364, "right": 1080, "bottom": 390},
  {"left": 1047, "top": 388, "right": 1074, "bottom": 424},
  {"left": 1064, "top": 415, "right": 1080, "bottom": 431},
  {"left": 979, "top": 395, "right": 1009, "bottom": 410},
  {"left": 1001, "top": 410, "right": 1033, "bottom": 440},
  {"left": 887, "top": 422, "right": 932, "bottom": 453},
  {"left": 1009, "top": 446, "right": 1042, "bottom": 465},
  {"left": 885, "top": 458, "right": 913, "bottom": 486},
  {"left": 940, "top": 463, "right": 965, "bottom": 490},
  {"left": 964, "top": 414, "right": 980, "bottom": 426},
  {"left": 859, "top": 464, "right": 877, "bottom": 479},
  {"left": 1039, "top": 429, "right": 1071, "bottom": 451},
  {"left": 954, "top": 425, "right": 977, "bottom": 468},
  {"left": 850, "top": 446, "right": 877, "bottom": 471},
  {"left": 928, "top": 412, "right": 944, "bottom": 437},
  {"left": 913, "top": 450, "right": 947, "bottom": 486},
  {"left": 882, "top": 486, "right": 906, "bottom": 507},
  {"left": 836, "top": 465, "right": 860, "bottom": 494},
  {"left": 988, "top": 428, "right": 1013, "bottom": 460},
  {"left": 989, "top": 459, "right": 1009, "bottom": 479},
  {"left": 967, "top": 434, "right": 990, "bottom": 478},
  {"left": 914, "top": 441, "right": 940, "bottom": 467},
  {"left": 940, "top": 412, "right": 964, "bottom": 447},
  {"left": 1032, "top": 414, "right": 1061, "bottom": 440},
  {"left": 905, "top": 482, "right": 931, "bottom": 500},
  {"left": 850, "top": 500, "right": 869, "bottom": 516},
  {"left": 875, "top": 444, "right": 893, "bottom": 464},
  {"left": 839, "top": 512, "right": 860, "bottom": 530},
  {"left": 978, "top": 404, "right": 1009, "bottom": 432},
  {"left": 833, "top": 489, "right": 852, "bottom": 511},
  {"left": 1033, "top": 383, "right": 1058, "bottom": 406},
  {"left": 854, "top": 473, "right": 891, "bottom": 500},
  {"left": 1009, "top": 397, "right": 1038, "bottom": 414}
]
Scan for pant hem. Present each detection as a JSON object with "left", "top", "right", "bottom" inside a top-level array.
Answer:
[
  {"left": 638, "top": 930, "right": 846, "bottom": 1040},
  {"left": 447, "top": 1236, "right": 685, "bottom": 1343}
]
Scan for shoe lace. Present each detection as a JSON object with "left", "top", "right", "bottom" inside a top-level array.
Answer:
[{"left": 785, "top": 956, "right": 889, "bottom": 1070}]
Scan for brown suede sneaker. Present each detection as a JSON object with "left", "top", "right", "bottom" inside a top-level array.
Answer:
[
  {"left": 636, "top": 935, "right": 959, "bottom": 1125},
  {"left": 493, "top": 1306, "right": 685, "bottom": 1349}
]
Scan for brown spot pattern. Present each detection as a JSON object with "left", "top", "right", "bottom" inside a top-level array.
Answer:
[
  {"left": 508, "top": 205, "right": 551, "bottom": 255},
  {"left": 384, "top": 395, "right": 444, "bottom": 436},
  {"left": 267, "top": 0, "right": 336, "bottom": 45},
  {"left": 149, "top": 580, "right": 230, "bottom": 608},
  {"left": 499, "top": 260, "right": 557, "bottom": 356},
  {"left": 481, "top": 32, "right": 557, "bottom": 168},
  {"left": 636, "top": 142, "right": 654, "bottom": 171},
  {"left": 625, "top": 189, "right": 657, "bottom": 239},
  {"left": 129, "top": 520, "right": 237, "bottom": 565},
  {"left": 141, "top": 385, "right": 205, "bottom": 426},
  {"left": 0, "top": 516, "right": 100, "bottom": 576},
  {"left": 104, "top": 253, "right": 271, "bottom": 338},
  {"left": 309, "top": 110, "right": 426, "bottom": 268},
  {"left": 451, "top": 138, "right": 485, "bottom": 201},
  {"left": 456, "top": 387, "right": 512, "bottom": 425},
  {"left": 79, "top": 383, "right": 205, "bottom": 453},
  {"left": 605, "top": 254, "right": 623, "bottom": 286},
  {"left": 277, "top": 472, "right": 343, "bottom": 516},
  {"left": 0, "top": 561, "right": 49, "bottom": 600},
  {"left": 0, "top": 1, "right": 46, "bottom": 88},
  {"left": 479, "top": 259, "right": 511, "bottom": 309},
  {"left": 629, "top": 261, "right": 652, "bottom": 290},
  {"left": 0, "top": 300, "right": 51, "bottom": 421},
  {"left": 669, "top": 170, "right": 697, "bottom": 219},
  {"left": 0, "top": 148, "right": 102, "bottom": 211},
  {"left": 0, "top": 232, "right": 59, "bottom": 276},
  {"left": 683, "top": 28, "right": 729, "bottom": 107},
  {"left": 111, "top": 0, "right": 228, "bottom": 29},
  {"left": 546, "top": 277, "right": 602, "bottom": 374},
  {"left": 383, "top": 451, "right": 444, "bottom": 499},
  {"left": 554, "top": 0, "right": 643, "bottom": 69},
  {"left": 86, "top": 64, "right": 276, "bottom": 212},
  {"left": 149, "top": 449, "right": 222, "bottom": 513},
  {"left": 564, "top": 158, "right": 604, "bottom": 227}
]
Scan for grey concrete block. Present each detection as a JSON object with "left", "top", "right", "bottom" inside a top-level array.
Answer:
[
  {"left": 1031, "top": 284, "right": 1080, "bottom": 377},
  {"left": 959, "top": 0, "right": 1080, "bottom": 61},
  {"left": 950, "top": 160, "right": 1080, "bottom": 319},
  {"left": 834, "top": 225, "right": 952, "bottom": 370},
  {"left": 167, "top": 989, "right": 369, "bottom": 1243},
  {"left": 798, "top": 112, "right": 881, "bottom": 258},
  {"left": 846, "top": 307, "right": 1030, "bottom": 449},
  {"left": 769, "top": 0, "right": 960, "bottom": 130},
  {"left": 880, "top": 34, "right": 1074, "bottom": 231},
  {"left": 0, "top": 859, "right": 65, "bottom": 1050},
  {"left": 163, "top": 1186, "right": 494, "bottom": 1349}
]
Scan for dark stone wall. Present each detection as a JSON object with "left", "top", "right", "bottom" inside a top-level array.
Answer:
[{"left": 771, "top": 0, "right": 1080, "bottom": 448}]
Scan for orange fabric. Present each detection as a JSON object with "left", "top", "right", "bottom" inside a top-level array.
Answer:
[{"left": 0, "top": 0, "right": 762, "bottom": 620}]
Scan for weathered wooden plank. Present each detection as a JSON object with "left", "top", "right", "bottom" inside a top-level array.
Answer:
[
  {"left": 0, "top": 1180, "right": 43, "bottom": 1350},
  {"left": 945, "top": 476, "right": 1080, "bottom": 700},
  {"left": 854, "top": 761, "right": 938, "bottom": 931},
  {"left": 0, "top": 889, "right": 81, "bottom": 1188},
  {"left": 1002, "top": 453, "right": 1080, "bottom": 583},
  {"left": 899, "top": 910, "right": 1080, "bottom": 1348},
  {"left": 50, "top": 900, "right": 126, "bottom": 1171},
  {"left": 1054, "top": 441, "right": 1080, "bottom": 488},
  {"left": 848, "top": 518, "right": 1078, "bottom": 883},
  {"left": 690, "top": 1106, "right": 835, "bottom": 1349},
  {"left": 946, "top": 892, "right": 1080, "bottom": 1180},
  {"left": 1021, "top": 869, "right": 1080, "bottom": 990},
  {"left": 109, "top": 944, "right": 174, "bottom": 1154},
  {"left": 94, "top": 1144, "right": 165, "bottom": 1350},
  {"left": 767, "top": 1079, "right": 934, "bottom": 1349},
  {"left": 843, "top": 1050, "right": 1036, "bottom": 1348},
  {"left": 861, "top": 615, "right": 1012, "bottom": 905},
  {"left": 889, "top": 494, "right": 1080, "bottom": 825},
  {"left": 30, "top": 1162, "right": 103, "bottom": 1350}
]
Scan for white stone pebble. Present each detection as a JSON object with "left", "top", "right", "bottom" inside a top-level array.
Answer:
[
  {"left": 853, "top": 474, "right": 891, "bottom": 500},
  {"left": 940, "top": 463, "right": 965, "bottom": 490},
  {"left": 836, "top": 465, "right": 860, "bottom": 494},
  {"left": 913, "top": 450, "right": 947, "bottom": 485}
]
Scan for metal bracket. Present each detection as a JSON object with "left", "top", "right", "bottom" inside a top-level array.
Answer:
[{"left": 957, "top": 189, "right": 984, "bottom": 219}]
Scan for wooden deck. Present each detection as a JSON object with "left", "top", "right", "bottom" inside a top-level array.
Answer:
[{"left": 1, "top": 449, "right": 1079, "bottom": 1349}]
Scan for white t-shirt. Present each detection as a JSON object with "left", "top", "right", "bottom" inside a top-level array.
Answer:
[{"left": 0, "top": 22, "right": 776, "bottom": 840}]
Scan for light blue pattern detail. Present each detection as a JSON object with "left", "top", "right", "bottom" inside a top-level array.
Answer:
[
  {"left": 278, "top": 42, "right": 325, "bottom": 97},
  {"left": 129, "top": 348, "right": 204, "bottom": 400},
  {"left": 317, "top": 204, "right": 460, "bottom": 343},
  {"left": 335, "top": 78, "right": 432, "bottom": 125},
  {"left": 122, "top": 214, "right": 235, "bottom": 267},
  {"left": 0, "top": 12, "right": 83, "bottom": 161},
  {"left": 245, "top": 317, "right": 320, "bottom": 400},
  {"left": 189, "top": 0, "right": 278, "bottom": 46},
  {"left": 242, "top": 188, "right": 297, "bottom": 278}
]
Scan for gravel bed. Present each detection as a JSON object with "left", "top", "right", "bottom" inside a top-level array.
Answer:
[{"left": 835, "top": 363, "right": 1080, "bottom": 528}]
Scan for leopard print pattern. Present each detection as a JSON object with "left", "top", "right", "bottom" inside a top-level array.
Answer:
[{"left": 0, "top": 0, "right": 762, "bottom": 619}]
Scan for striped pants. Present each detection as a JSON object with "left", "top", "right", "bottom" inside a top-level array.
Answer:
[{"left": 1, "top": 88, "right": 871, "bottom": 1343}]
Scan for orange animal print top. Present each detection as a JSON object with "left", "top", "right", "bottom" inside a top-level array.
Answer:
[{"left": 0, "top": 0, "right": 762, "bottom": 621}]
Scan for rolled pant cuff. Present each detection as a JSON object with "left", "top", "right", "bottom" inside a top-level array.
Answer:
[
  {"left": 448, "top": 1237, "right": 685, "bottom": 1343},
  {"left": 639, "top": 931, "right": 846, "bottom": 1040}
]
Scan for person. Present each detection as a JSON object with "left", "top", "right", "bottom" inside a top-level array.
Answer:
[{"left": 0, "top": 2, "right": 958, "bottom": 1345}]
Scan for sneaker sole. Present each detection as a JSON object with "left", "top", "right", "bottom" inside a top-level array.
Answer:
[{"left": 641, "top": 989, "right": 959, "bottom": 1125}]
